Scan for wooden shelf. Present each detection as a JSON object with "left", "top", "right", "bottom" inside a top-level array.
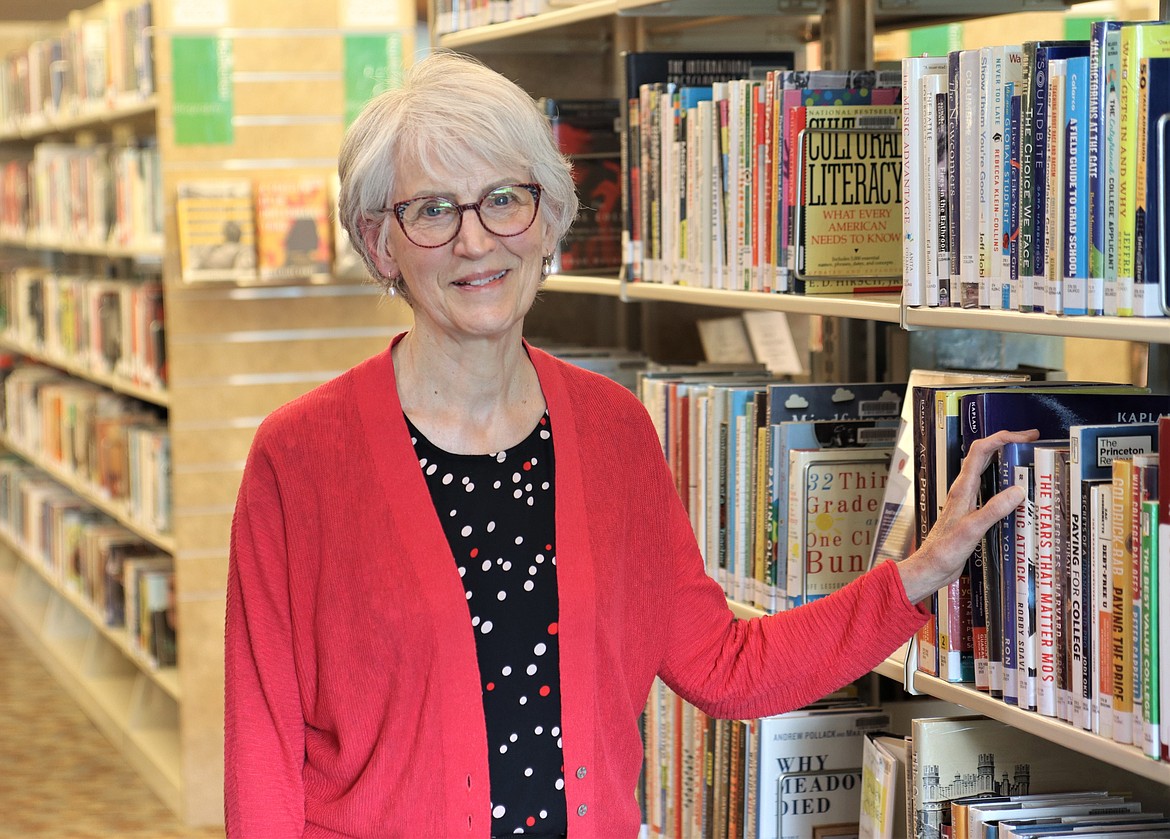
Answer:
[
  {"left": 0, "top": 528, "right": 180, "bottom": 699},
  {"left": 0, "top": 233, "right": 164, "bottom": 262},
  {"left": 0, "top": 335, "right": 169, "bottom": 408},
  {"left": 0, "top": 553, "right": 181, "bottom": 815},
  {"left": 0, "top": 435, "right": 174, "bottom": 555},
  {"left": 0, "top": 94, "right": 158, "bottom": 142},
  {"left": 874, "top": 645, "right": 1170, "bottom": 786},
  {"left": 542, "top": 279, "right": 1170, "bottom": 342},
  {"left": 905, "top": 305, "right": 1170, "bottom": 344}
]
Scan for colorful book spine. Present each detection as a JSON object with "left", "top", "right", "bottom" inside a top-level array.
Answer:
[{"left": 1062, "top": 55, "right": 1090, "bottom": 316}]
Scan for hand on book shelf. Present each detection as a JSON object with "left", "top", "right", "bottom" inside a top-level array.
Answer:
[{"left": 897, "top": 428, "right": 1039, "bottom": 605}]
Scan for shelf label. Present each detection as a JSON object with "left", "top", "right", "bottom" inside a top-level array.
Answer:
[
  {"left": 172, "top": 36, "right": 234, "bottom": 146},
  {"left": 344, "top": 34, "right": 405, "bottom": 126}
]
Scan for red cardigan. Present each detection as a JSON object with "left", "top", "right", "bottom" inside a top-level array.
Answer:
[{"left": 224, "top": 337, "right": 928, "bottom": 838}]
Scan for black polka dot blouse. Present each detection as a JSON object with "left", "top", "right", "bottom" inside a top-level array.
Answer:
[{"left": 408, "top": 412, "right": 568, "bottom": 838}]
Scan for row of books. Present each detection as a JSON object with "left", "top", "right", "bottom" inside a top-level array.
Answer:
[
  {"left": 623, "top": 52, "right": 907, "bottom": 294},
  {"left": 3, "top": 365, "right": 171, "bottom": 535},
  {"left": 4, "top": 267, "right": 166, "bottom": 391},
  {"left": 637, "top": 367, "right": 903, "bottom": 613},
  {"left": 643, "top": 680, "right": 1167, "bottom": 839},
  {"left": 0, "top": 0, "right": 154, "bottom": 131},
  {"left": 174, "top": 175, "right": 367, "bottom": 285},
  {"left": 901, "top": 22, "right": 1170, "bottom": 316},
  {"left": 0, "top": 456, "right": 175, "bottom": 668},
  {"left": 644, "top": 682, "right": 883, "bottom": 839},
  {"left": 0, "top": 139, "right": 163, "bottom": 252},
  {"left": 910, "top": 380, "right": 1170, "bottom": 762},
  {"left": 433, "top": 0, "right": 559, "bottom": 35}
]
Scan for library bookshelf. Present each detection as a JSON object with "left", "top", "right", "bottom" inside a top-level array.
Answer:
[
  {"left": 0, "top": 0, "right": 416, "bottom": 826},
  {"left": 435, "top": 0, "right": 1170, "bottom": 818}
]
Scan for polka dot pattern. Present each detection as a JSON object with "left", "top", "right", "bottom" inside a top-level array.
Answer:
[{"left": 409, "top": 412, "right": 567, "bottom": 837}]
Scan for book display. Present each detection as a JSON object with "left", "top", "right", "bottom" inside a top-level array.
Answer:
[
  {"left": 433, "top": 0, "right": 1170, "bottom": 836},
  {"left": 0, "top": 0, "right": 416, "bottom": 826}
]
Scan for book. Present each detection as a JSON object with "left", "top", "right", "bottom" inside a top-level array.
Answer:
[
  {"left": 175, "top": 178, "right": 258, "bottom": 282},
  {"left": 1118, "top": 23, "right": 1170, "bottom": 316},
  {"left": 768, "top": 417, "right": 898, "bottom": 612},
  {"left": 1161, "top": 112, "right": 1170, "bottom": 317},
  {"left": 922, "top": 72, "right": 950, "bottom": 308},
  {"left": 255, "top": 176, "right": 332, "bottom": 282},
  {"left": 329, "top": 173, "right": 370, "bottom": 281},
  {"left": 755, "top": 706, "right": 889, "bottom": 839},
  {"left": 1089, "top": 22, "right": 1125, "bottom": 316},
  {"left": 785, "top": 446, "right": 892, "bottom": 609},
  {"left": 1028, "top": 41, "right": 1090, "bottom": 313},
  {"left": 859, "top": 732, "right": 909, "bottom": 839},
  {"left": 793, "top": 105, "right": 902, "bottom": 286},
  {"left": 1134, "top": 57, "right": 1170, "bottom": 317},
  {"left": 541, "top": 97, "right": 623, "bottom": 274},
  {"left": 1061, "top": 56, "right": 1091, "bottom": 317},
  {"left": 1139, "top": 497, "right": 1160, "bottom": 759}
]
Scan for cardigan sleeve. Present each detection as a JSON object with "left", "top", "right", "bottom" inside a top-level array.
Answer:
[
  {"left": 224, "top": 434, "right": 307, "bottom": 837},
  {"left": 655, "top": 468, "right": 929, "bottom": 721}
]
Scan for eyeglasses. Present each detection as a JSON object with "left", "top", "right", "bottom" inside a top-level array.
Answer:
[{"left": 388, "top": 183, "right": 543, "bottom": 248}]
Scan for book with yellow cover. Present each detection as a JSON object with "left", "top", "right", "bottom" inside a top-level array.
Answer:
[{"left": 175, "top": 179, "right": 258, "bottom": 283}]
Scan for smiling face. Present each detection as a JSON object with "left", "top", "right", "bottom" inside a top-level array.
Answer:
[{"left": 370, "top": 155, "right": 557, "bottom": 347}]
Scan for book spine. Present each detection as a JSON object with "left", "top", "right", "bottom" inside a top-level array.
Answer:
[
  {"left": 1014, "top": 462, "right": 1036, "bottom": 710},
  {"left": 1017, "top": 42, "right": 1039, "bottom": 312},
  {"left": 946, "top": 51, "right": 962, "bottom": 307},
  {"left": 1140, "top": 498, "right": 1161, "bottom": 758},
  {"left": 958, "top": 49, "right": 981, "bottom": 308},
  {"left": 1110, "top": 458, "right": 1135, "bottom": 744},
  {"left": 1133, "top": 52, "right": 1169, "bottom": 316},
  {"left": 1071, "top": 435, "right": 1095, "bottom": 730},
  {"left": 979, "top": 47, "right": 1004, "bottom": 309},
  {"left": 1063, "top": 57, "right": 1090, "bottom": 317},
  {"left": 1002, "top": 85, "right": 1020, "bottom": 310},
  {"left": 1117, "top": 27, "right": 1138, "bottom": 316},
  {"left": 1087, "top": 22, "right": 1116, "bottom": 315},
  {"left": 1103, "top": 30, "right": 1123, "bottom": 315},
  {"left": 1031, "top": 46, "right": 1055, "bottom": 313},
  {"left": 1035, "top": 447, "right": 1059, "bottom": 717},
  {"left": 902, "top": 57, "right": 924, "bottom": 307},
  {"left": 1001, "top": 449, "right": 1020, "bottom": 706},
  {"left": 1053, "top": 449, "right": 1074, "bottom": 722},
  {"left": 1093, "top": 481, "right": 1115, "bottom": 739},
  {"left": 1042, "top": 59, "right": 1066, "bottom": 315}
]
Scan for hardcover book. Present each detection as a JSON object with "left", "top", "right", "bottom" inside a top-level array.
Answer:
[
  {"left": 175, "top": 179, "right": 258, "bottom": 283},
  {"left": 755, "top": 706, "right": 889, "bottom": 839},
  {"left": 255, "top": 176, "right": 332, "bottom": 282},
  {"left": 541, "top": 98, "right": 623, "bottom": 274},
  {"left": 859, "top": 732, "right": 909, "bottom": 839},
  {"left": 793, "top": 105, "right": 902, "bottom": 286},
  {"left": 786, "top": 446, "right": 892, "bottom": 608}
]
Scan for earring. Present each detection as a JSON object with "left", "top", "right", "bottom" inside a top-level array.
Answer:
[{"left": 541, "top": 254, "right": 554, "bottom": 277}]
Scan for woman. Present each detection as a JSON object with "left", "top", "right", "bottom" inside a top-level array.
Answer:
[{"left": 224, "top": 51, "right": 1034, "bottom": 838}]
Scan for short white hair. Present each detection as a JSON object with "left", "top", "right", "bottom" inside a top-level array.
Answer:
[{"left": 337, "top": 51, "right": 578, "bottom": 294}]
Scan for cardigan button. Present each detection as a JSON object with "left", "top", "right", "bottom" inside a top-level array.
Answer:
[
  {"left": 576, "top": 766, "right": 586, "bottom": 779},
  {"left": 577, "top": 804, "right": 588, "bottom": 817}
]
